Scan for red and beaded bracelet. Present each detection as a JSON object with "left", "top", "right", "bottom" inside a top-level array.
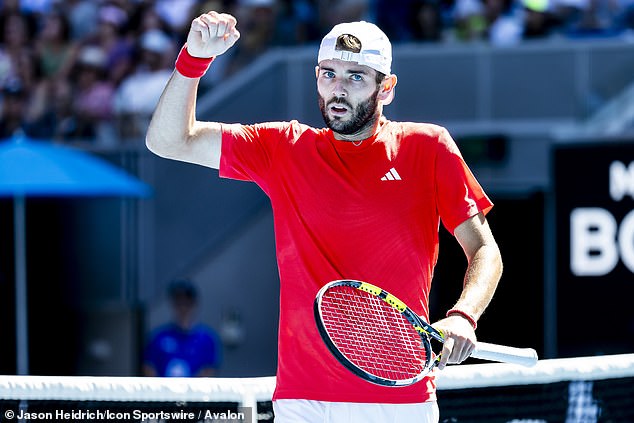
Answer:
[
  {"left": 175, "top": 44, "right": 214, "bottom": 79},
  {"left": 446, "top": 308, "right": 478, "bottom": 330}
]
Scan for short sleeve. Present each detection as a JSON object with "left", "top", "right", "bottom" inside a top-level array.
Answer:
[
  {"left": 219, "top": 122, "right": 290, "bottom": 192},
  {"left": 435, "top": 128, "right": 493, "bottom": 234}
]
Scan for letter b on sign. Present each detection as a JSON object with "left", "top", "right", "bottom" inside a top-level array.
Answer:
[{"left": 571, "top": 208, "right": 634, "bottom": 276}]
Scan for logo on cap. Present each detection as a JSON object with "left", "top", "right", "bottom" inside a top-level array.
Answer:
[{"left": 318, "top": 21, "right": 392, "bottom": 75}]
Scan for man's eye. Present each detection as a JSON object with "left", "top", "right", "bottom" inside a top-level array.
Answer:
[
  {"left": 324, "top": 71, "right": 335, "bottom": 78},
  {"left": 351, "top": 74, "right": 363, "bottom": 81}
]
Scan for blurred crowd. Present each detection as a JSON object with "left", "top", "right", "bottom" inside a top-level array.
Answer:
[{"left": 2, "top": 0, "right": 634, "bottom": 144}]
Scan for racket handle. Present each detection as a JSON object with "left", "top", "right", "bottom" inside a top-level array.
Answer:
[{"left": 471, "top": 342, "right": 538, "bottom": 367}]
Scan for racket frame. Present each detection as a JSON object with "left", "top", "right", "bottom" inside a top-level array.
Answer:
[{"left": 314, "top": 279, "right": 442, "bottom": 387}]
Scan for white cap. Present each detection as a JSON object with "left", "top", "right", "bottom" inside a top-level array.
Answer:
[{"left": 318, "top": 21, "right": 392, "bottom": 75}]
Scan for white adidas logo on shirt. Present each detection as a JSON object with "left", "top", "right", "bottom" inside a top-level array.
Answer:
[{"left": 381, "top": 167, "right": 402, "bottom": 181}]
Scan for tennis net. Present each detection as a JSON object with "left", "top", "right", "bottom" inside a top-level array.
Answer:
[
  {"left": 0, "top": 353, "right": 632, "bottom": 422},
  {"left": 435, "top": 353, "right": 634, "bottom": 422}
]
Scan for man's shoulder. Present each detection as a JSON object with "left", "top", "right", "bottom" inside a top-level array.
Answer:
[
  {"left": 388, "top": 120, "right": 448, "bottom": 138},
  {"left": 381, "top": 121, "right": 451, "bottom": 152},
  {"left": 257, "top": 120, "right": 328, "bottom": 145},
  {"left": 190, "top": 323, "right": 218, "bottom": 336},
  {"left": 240, "top": 120, "right": 316, "bottom": 130},
  {"left": 226, "top": 120, "right": 323, "bottom": 139}
]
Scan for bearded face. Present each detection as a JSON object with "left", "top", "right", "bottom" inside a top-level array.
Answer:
[
  {"left": 318, "top": 87, "right": 380, "bottom": 136},
  {"left": 316, "top": 59, "right": 384, "bottom": 139}
]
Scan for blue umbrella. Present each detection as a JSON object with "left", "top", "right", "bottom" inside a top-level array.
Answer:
[{"left": 0, "top": 133, "right": 152, "bottom": 375}]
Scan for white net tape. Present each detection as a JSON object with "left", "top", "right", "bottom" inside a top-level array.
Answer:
[
  {"left": 435, "top": 353, "right": 634, "bottom": 390},
  {"left": 1, "top": 354, "right": 633, "bottom": 400},
  {"left": 1, "top": 353, "right": 633, "bottom": 422},
  {"left": 0, "top": 376, "right": 276, "bottom": 403}
]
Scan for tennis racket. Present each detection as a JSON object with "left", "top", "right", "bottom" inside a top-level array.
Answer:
[{"left": 314, "top": 279, "right": 538, "bottom": 387}]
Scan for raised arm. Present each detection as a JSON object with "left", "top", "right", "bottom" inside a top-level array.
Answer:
[
  {"left": 433, "top": 212, "right": 503, "bottom": 369},
  {"left": 145, "top": 12, "right": 240, "bottom": 169}
]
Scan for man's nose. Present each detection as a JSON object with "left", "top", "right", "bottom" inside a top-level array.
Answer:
[{"left": 332, "top": 79, "right": 347, "bottom": 97}]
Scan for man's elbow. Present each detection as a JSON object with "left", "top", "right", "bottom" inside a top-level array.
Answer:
[
  {"left": 145, "top": 128, "right": 173, "bottom": 159},
  {"left": 145, "top": 132, "right": 162, "bottom": 156},
  {"left": 488, "top": 242, "right": 503, "bottom": 279},
  {"left": 495, "top": 248, "right": 503, "bottom": 276}
]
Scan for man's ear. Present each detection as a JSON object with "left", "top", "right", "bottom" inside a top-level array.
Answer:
[
  {"left": 379, "top": 74, "right": 398, "bottom": 105},
  {"left": 315, "top": 66, "right": 320, "bottom": 79}
]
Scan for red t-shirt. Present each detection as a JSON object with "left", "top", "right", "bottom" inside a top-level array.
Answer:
[{"left": 219, "top": 117, "right": 493, "bottom": 404}]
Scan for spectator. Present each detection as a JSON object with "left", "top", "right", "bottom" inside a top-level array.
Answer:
[
  {"left": 376, "top": 0, "right": 418, "bottom": 41},
  {"left": 522, "top": 0, "right": 558, "bottom": 39},
  {"left": 34, "top": 11, "right": 77, "bottom": 81},
  {"left": 154, "top": 0, "right": 201, "bottom": 35},
  {"left": 25, "top": 77, "right": 78, "bottom": 140},
  {"left": 71, "top": 45, "right": 116, "bottom": 141},
  {"left": 19, "top": 0, "right": 58, "bottom": 16},
  {"left": 411, "top": 0, "right": 446, "bottom": 42},
  {"left": 85, "top": 2, "right": 134, "bottom": 86},
  {"left": 452, "top": 0, "right": 489, "bottom": 41},
  {"left": 318, "top": 0, "right": 370, "bottom": 32},
  {"left": 485, "top": 0, "right": 524, "bottom": 45},
  {"left": 621, "top": 0, "right": 634, "bottom": 30},
  {"left": 0, "top": 0, "right": 20, "bottom": 13},
  {"left": 113, "top": 29, "right": 175, "bottom": 138},
  {"left": 0, "top": 78, "right": 29, "bottom": 138},
  {"left": 224, "top": 0, "right": 279, "bottom": 75},
  {"left": 65, "top": 0, "right": 100, "bottom": 40},
  {"left": 274, "top": 0, "right": 321, "bottom": 45},
  {"left": 555, "top": 0, "right": 624, "bottom": 36},
  {"left": 0, "top": 11, "right": 38, "bottom": 92},
  {"left": 143, "top": 279, "right": 222, "bottom": 377},
  {"left": 127, "top": 2, "right": 174, "bottom": 41}
]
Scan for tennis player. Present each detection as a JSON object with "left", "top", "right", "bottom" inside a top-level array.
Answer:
[{"left": 146, "top": 11, "right": 503, "bottom": 423}]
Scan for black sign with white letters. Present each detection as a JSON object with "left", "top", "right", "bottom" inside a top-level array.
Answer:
[{"left": 554, "top": 142, "right": 634, "bottom": 357}]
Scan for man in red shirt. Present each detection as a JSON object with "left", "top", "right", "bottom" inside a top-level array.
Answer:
[{"left": 146, "top": 11, "right": 502, "bottom": 423}]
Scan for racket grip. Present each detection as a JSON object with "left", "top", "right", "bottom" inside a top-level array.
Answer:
[{"left": 471, "top": 342, "right": 538, "bottom": 367}]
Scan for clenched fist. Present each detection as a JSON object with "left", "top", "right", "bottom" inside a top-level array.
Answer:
[{"left": 187, "top": 11, "right": 240, "bottom": 58}]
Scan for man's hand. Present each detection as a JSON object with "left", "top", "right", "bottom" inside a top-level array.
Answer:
[
  {"left": 432, "top": 314, "right": 477, "bottom": 370},
  {"left": 187, "top": 11, "right": 240, "bottom": 58}
]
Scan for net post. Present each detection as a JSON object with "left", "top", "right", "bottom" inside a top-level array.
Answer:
[
  {"left": 241, "top": 393, "right": 257, "bottom": 423},
  {"left": 14, "top": 195, "right": 29, "bottom": 375}
]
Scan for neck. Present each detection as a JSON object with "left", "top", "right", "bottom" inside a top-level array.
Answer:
[{"left": 176, "top": 317, "right": 194, "bottom": 330}]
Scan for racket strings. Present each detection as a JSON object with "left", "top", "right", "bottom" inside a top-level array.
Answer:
[{"left": 320, "top": 286, "right": 430, "bottom": 381}]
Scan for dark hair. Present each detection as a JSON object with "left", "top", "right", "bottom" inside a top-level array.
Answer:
[
  {"left": 334, "top": 34, "right": 386, "bottom": 84},
  {"left": 2, "top": 78, "right": 26, "bottom": 98},
  {"left": 168, "top": 279, "right": 197, "bottom": 301}
]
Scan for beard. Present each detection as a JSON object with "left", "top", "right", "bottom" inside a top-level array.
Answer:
[{"left": 318, "top": 88, "right": 380, "bottom": 136}]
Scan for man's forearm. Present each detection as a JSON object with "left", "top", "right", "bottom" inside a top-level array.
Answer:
[
  {"left": 451, "top": 242, "right": 502, "bottom": 325},
  {"left": 146, "top": 12, "right": 239, "bottom": 169}
]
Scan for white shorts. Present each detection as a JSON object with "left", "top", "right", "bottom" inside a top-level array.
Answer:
[{"left": 272, "top": 399, "right": 439, "bottom": 423}]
